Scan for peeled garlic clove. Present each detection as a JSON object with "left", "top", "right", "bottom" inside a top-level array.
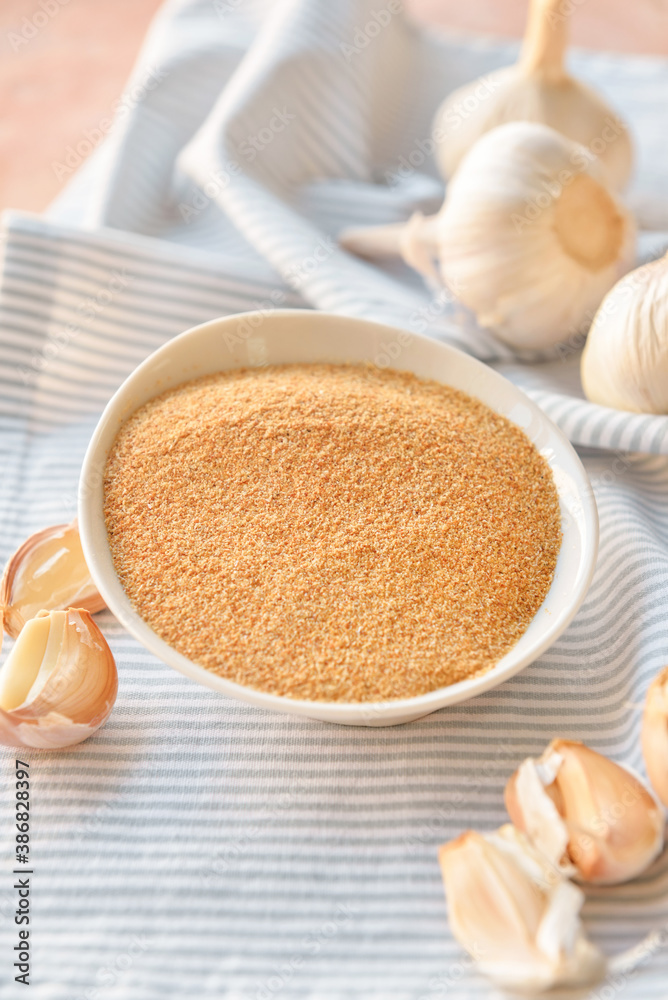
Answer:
[
  {"left": 438, "top": 824, "right": 605, "bottom": 993},
  {"left": 642, "top": 666, "right": 668, "bottom": 807},
  {"left": 1, "top": 521, "right": 105, "bottom": 639},
  {"left": 0, "top": 608, "right": 117, "bottom": 749},
  {"left": 506, "top": 739, "right": 664, "bottom": 885},
  {"left": 434, "top": 121, "right": 635, "bottom": 349},
  {"left": 432, "top": 0, "right": 633, "bottom": 190},
  {"left": 581, "top": 252, "right": 668, "bottom": 414}
]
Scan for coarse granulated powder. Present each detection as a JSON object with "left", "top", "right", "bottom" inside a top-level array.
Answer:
[{"left": 103, "top": 364, "right": 561, "bottom": 702}]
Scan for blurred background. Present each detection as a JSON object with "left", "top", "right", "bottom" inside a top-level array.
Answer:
[{"left": 1, "top": 0, "right": 666, "bottom": 215}]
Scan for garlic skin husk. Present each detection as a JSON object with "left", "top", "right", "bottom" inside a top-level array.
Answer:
[
  {"left": 581, "top": 253, "right": 668, "bottom": 414},
  {"left": 432, "top": 0, "right": 633, "bottom": 190},
  {"left": 0, "top": 608, "right": 118, "bottom": 749},
  {"left": 438, "top": 824, "right": 605, "bottom": 994},
  {"left": 642, "top": 666, "right": 668, "bottom": 807},
  {"left": 505, "top": 739, "right": 665, "bottom": 885},
  {"left": 431, "top": 121, "right": 636, "bottom": 349},
  {"left": 1, "top": 521, "right": 105, "bottom": 639}
]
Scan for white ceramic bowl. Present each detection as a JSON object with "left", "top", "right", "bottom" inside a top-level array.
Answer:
[{"left": 79, "top": 311, "right": 598, "bottom": 726}]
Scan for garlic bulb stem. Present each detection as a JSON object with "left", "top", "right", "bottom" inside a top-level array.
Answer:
[{"left": 519, "top": 0, "right": 568, "bottom": 81}]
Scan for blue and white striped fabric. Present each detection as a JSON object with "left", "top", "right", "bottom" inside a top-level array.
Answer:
[{"left": 0, "top": 1, "right": 667, "bottom": 997}]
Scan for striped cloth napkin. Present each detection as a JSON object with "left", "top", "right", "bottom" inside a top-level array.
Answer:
[{"left": 0, "top": 0, "right": 667, "bottom": 997}]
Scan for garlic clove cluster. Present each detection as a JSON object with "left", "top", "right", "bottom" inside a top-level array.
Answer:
[
  {"left": 432, "top": 0, "right": 633, "bottom": 190},
  {"left": 432, "top": 121, "right": 635, "bottom": 349},
  {"left": 642, "top": 666, "right": 668, "bottom": 807},
  {"left": 0, "top": 608, "right": 117, "bottom": 750},
  {"left": 438, "top": 824, "right": 605, "bottom": 994},
  {"left": 1, "top": 521, "right": 105, "bottom": 639},
  {"left": 581, "top": 252, "right": 668, "bottom": 414},
  {"left": 505, "top": 739, "right": 664, "bottom": 885}
]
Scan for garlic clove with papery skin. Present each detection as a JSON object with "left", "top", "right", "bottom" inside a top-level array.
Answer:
[
  {"left": 1, "top": 521, "right": 105, "bottom": 639},
  {"left": 505, "top": 739, "right": 664, "bottom": 885},
  {"left": 642, "top": 666, "right": 668, "bottom": 807},
  {"left": 432, "top": 0, "right": 633, "bottom": 190},
  {"left": 438, "top": 824, "right": 605, "bottom": 994},
  {"left": 581, "top": 252, "right": 668, "bottom": 414},
  {"left": 0, "top": 608, "right": 117, "bottom": 750}
]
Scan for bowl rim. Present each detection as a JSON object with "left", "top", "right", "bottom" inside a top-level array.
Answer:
[{"left": 79, "top": 310, "right": 599, "bottom": 724}]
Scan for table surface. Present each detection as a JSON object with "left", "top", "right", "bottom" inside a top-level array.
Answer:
[{"left": 0, "top": 0, "right": 666, "bottom": 216}]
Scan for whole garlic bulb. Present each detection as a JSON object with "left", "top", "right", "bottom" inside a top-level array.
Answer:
[
  {"left": 505, "top": 739, "right": 664, "bottom": 885},
  {"left": 432, "top": 122, "right": 635, "bottom": 349},
  {"left": 340, "top": 122, "right": 635, "bottom": 349},
  {"left": 642, "top": 665, "right": 668, "bottom": 807},
  {"left": 1, "top": 521, "right": 105, "bottom": 639},
  {"left": 0, "top": 608, "right": 117, "bottom": 749},
  {"left": 438, "top": 824, "right": 605, "bottom": 993},
  {"left": 581, "top": 253, "right": 668, "bottom": 413},
  {"left": 432, "top": 0, "right": 633, "bottom": 190}
]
